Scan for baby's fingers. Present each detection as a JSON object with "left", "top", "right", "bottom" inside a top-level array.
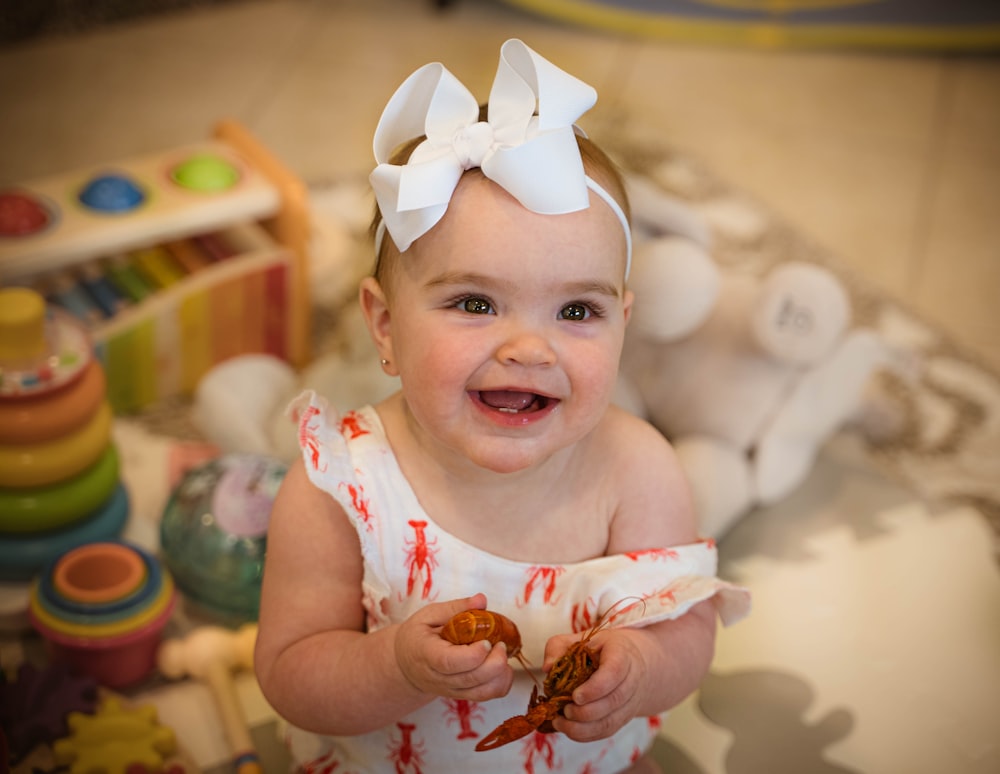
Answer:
[
  {"left": 569, "top": 652, "right": 627, "bottom": 706},
  {"left": 438, "top": 637, "right": 493, "bottom": 676},
  {"left": 553, "top": 706, "right": 624, "bottom": 743},
  {"left": 557, "top": 656, "right": 636, "bottom": 740},
  {"left": 557, "top": 682, "right": 634, "bottom": 742},
  {"left": 447, "top": 641, "right": 515, "bottom": 700}
]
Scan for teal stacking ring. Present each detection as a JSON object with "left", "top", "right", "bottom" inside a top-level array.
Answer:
[{"left": 0, "top": 484, "right": 128, "bottom": 582}]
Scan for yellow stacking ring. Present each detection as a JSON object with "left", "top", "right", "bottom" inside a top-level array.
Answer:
[
  {"left": 0, "top": 401, "right": 112, "bottom": 488},
  {"left": 0, "top": 446, "right": 120, "bottom": 533},
  {"left": 29, "top": 572, "right": 175, "bottom": 640},
  {"left": 0, "top": 361, "right": 106, "bottom": 444}
]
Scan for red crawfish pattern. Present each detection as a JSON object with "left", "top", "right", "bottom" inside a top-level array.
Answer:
[
  {"left": 339, "top": 481, "right": 375, "bottom": 531},
  {"left": 404, "top": 520, "right": 439, "bottom": 600},
  {"left": 387, "top": 722, "right": 425, "bottom": 773},
  {"left": 338, "top": 410, "right": 371, "bottom": 440},
  {"left": 442, "top": 698, "right": 484, "bottom": 741},
  {"left": 569, "top": 598, "right": 601, "bottom": 635},
  {"left": 521, "top": 565, "right": 565, "bottom": 606},
  {"left": 624, "top": 547, "right": 679, "bottom": 562},
  {"left": 298, "top": 404, "right": 328, "bottom": 473},
  {"left": 301, "top": 750, "right": 344, "bottom": 773},
  {"left": 522, "top": 730, "right": 559, "bottom": 774}
]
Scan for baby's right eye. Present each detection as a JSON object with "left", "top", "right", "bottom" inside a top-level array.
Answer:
[{"left": 458, "top": 297, "right": 494, "bottom": 315}]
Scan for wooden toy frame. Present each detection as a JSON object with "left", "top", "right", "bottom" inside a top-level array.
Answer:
[{"left": 0, "top": 120, "right": 311, "bottom": 412}]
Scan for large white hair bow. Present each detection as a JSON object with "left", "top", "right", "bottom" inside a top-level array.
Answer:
[{"left": 370, "top": 39, "right": 631, "bottom": 274}]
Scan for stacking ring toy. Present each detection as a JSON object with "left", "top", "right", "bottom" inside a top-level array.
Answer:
[
  {"left": 0, "top": 289, "right": 92, "bottom": 399},
  {"left": 29, "top": 550, "right": 176, "bottom": 691},
  {"left": 29, "top": 572, "right": 174, "bottom": 639},
  {"left": 35, "top": 563, "right": 157, "bottom": 627},
  {"left": 33, "top": 594, "right": 177, "bottom": 690},
  {"left": 32, "top": 542, "right": 164, "bottom": 628},
  {"left": 0, "top": 360, "right": 106, "bottom": 444},
  {"left": 0, "top": 445, "right": 119, "bottom": 533},
  {"left": 54, "top": 542, "right": 146, "bottom": 604},
  {"left": 38, "top": 543, "right": 161, "bottom": 619},
  {"left": 0, "top": 401, "right": 112, "bottom": 488},
  {"left": 0, "top": 484, "right": 128, "bottom": 582}
]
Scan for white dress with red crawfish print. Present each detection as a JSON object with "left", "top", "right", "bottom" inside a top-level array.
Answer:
[{"left": 283, "top": 391, "right": 751, "bottom": 774}]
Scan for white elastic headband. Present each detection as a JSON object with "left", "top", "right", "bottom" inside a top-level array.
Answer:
[{"left": 370, "top": 38, "right": 632, "bottom": 279}]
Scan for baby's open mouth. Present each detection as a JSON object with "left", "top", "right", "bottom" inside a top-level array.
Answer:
[{"left": 477, "top": 390, "right": 550, "bottom": 414}]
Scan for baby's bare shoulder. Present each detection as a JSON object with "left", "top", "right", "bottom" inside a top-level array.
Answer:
[
  {"left": 591, "top": 407, "right": 698, "bottom": 548},
  {"left": 594, "top": 405, "right": 677, "bottom": 464}
]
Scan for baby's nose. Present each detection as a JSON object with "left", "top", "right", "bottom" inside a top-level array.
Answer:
[{"left": 495, "top": 326, "right": 556, "bottom": 367}]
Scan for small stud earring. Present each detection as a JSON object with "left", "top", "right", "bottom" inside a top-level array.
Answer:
[{"left": 380, "top": 358, "right": 389, "bottom": 366}]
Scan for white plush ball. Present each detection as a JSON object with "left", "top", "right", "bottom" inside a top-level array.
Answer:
[
  {"left": 629, "top": 236, "right": 720, "bottom": 342},
  {"left": 192, "top": 354, "right": 298, "bottom": 456},
  {"left": 751, "top": 263, "right": 850, "bottom": 365}
]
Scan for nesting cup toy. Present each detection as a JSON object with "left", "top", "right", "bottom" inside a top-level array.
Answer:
[
  {"left": 28, "top": 541, "right": 177, "bottom": 688},
  {"left": 0, "top": 287, "right": 127, "bottom": 581}
]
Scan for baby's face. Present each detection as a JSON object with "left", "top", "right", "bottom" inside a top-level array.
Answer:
[{"left": 383, "top": 172, "right": 632, "bottom": 475}]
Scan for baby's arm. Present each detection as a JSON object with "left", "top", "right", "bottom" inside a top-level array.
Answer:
[
  {"left": 254, "top": 459, "right": 514, "bottom": 736},
  {"left": 549, "top": 409, "right": 718, "bottom": 742}
]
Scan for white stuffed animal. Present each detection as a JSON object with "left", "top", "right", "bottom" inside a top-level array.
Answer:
[{"left": 618, "top": 231, "right": 891, "bottom": 538}]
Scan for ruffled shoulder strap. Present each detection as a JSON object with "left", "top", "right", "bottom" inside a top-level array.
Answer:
[
  {"left": 606, "top": 575, "right": 751, "bottom": 630},
  {"left": 288, "top": 390, "right": 348, "bottom": 478},
  {"left": 583, "top": 542, "right": 751, "bottom": 631}
]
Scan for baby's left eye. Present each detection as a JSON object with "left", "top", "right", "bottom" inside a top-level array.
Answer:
[
  {"left": 559, "top": 303, "right": 590, "bottom": 321},
  {"left": 458, "top": 297, "right": 494, "bottom": 315}
]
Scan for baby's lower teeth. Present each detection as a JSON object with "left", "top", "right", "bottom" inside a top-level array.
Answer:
[{"left": 499, "top": 407, "right": 519, "bottom": 414}]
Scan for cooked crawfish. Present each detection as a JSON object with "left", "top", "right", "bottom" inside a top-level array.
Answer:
[
  {"left": 474, "top": 613, "right": 610, "bottom": 751},
  {"left": 440, "top": 609, "right": 534, "bottom": 674}
]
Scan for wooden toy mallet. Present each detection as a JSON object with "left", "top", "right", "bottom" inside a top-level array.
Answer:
[{"left": 157, "top": 623, "right": 262, "bottom": 774}]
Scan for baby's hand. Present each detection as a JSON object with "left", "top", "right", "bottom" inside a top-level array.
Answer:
[
  {"left": 395, "top": 594, "right": 514, "bottom": 702},
  {"left": 543, "top": 628, "right": 649, "bottom": 743}
]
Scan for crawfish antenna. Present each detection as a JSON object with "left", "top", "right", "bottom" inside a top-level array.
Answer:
[{"left": 597, "top": 596, "right": 648, "bottom": 631}]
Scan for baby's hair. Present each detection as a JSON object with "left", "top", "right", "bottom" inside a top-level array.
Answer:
[{"left": 369, "top": 106, "right": 630, "bottom": 292}]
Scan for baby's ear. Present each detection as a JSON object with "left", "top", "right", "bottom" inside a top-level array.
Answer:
[
  {"left": 359, "top": 277, "right": 397, "bottom": 374},
  {"left": 622, "top": 287, "right": 635, "bottom": 326}
]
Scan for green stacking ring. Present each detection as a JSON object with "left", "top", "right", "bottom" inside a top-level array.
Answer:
[{"left": 0, "top": 445, "right": 120, "bottom": 533}]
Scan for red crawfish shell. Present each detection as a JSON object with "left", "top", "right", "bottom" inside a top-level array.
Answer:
[
  {"left": 544, "top": 640, "right": 599, "bottom": 698},
  {"left": 441, "top": 609, "right": 523, "bottom": 656}
]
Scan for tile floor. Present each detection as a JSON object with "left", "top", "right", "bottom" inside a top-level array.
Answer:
[{"left": 2, "top": 2, "right": 999, "bottom": 773}]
